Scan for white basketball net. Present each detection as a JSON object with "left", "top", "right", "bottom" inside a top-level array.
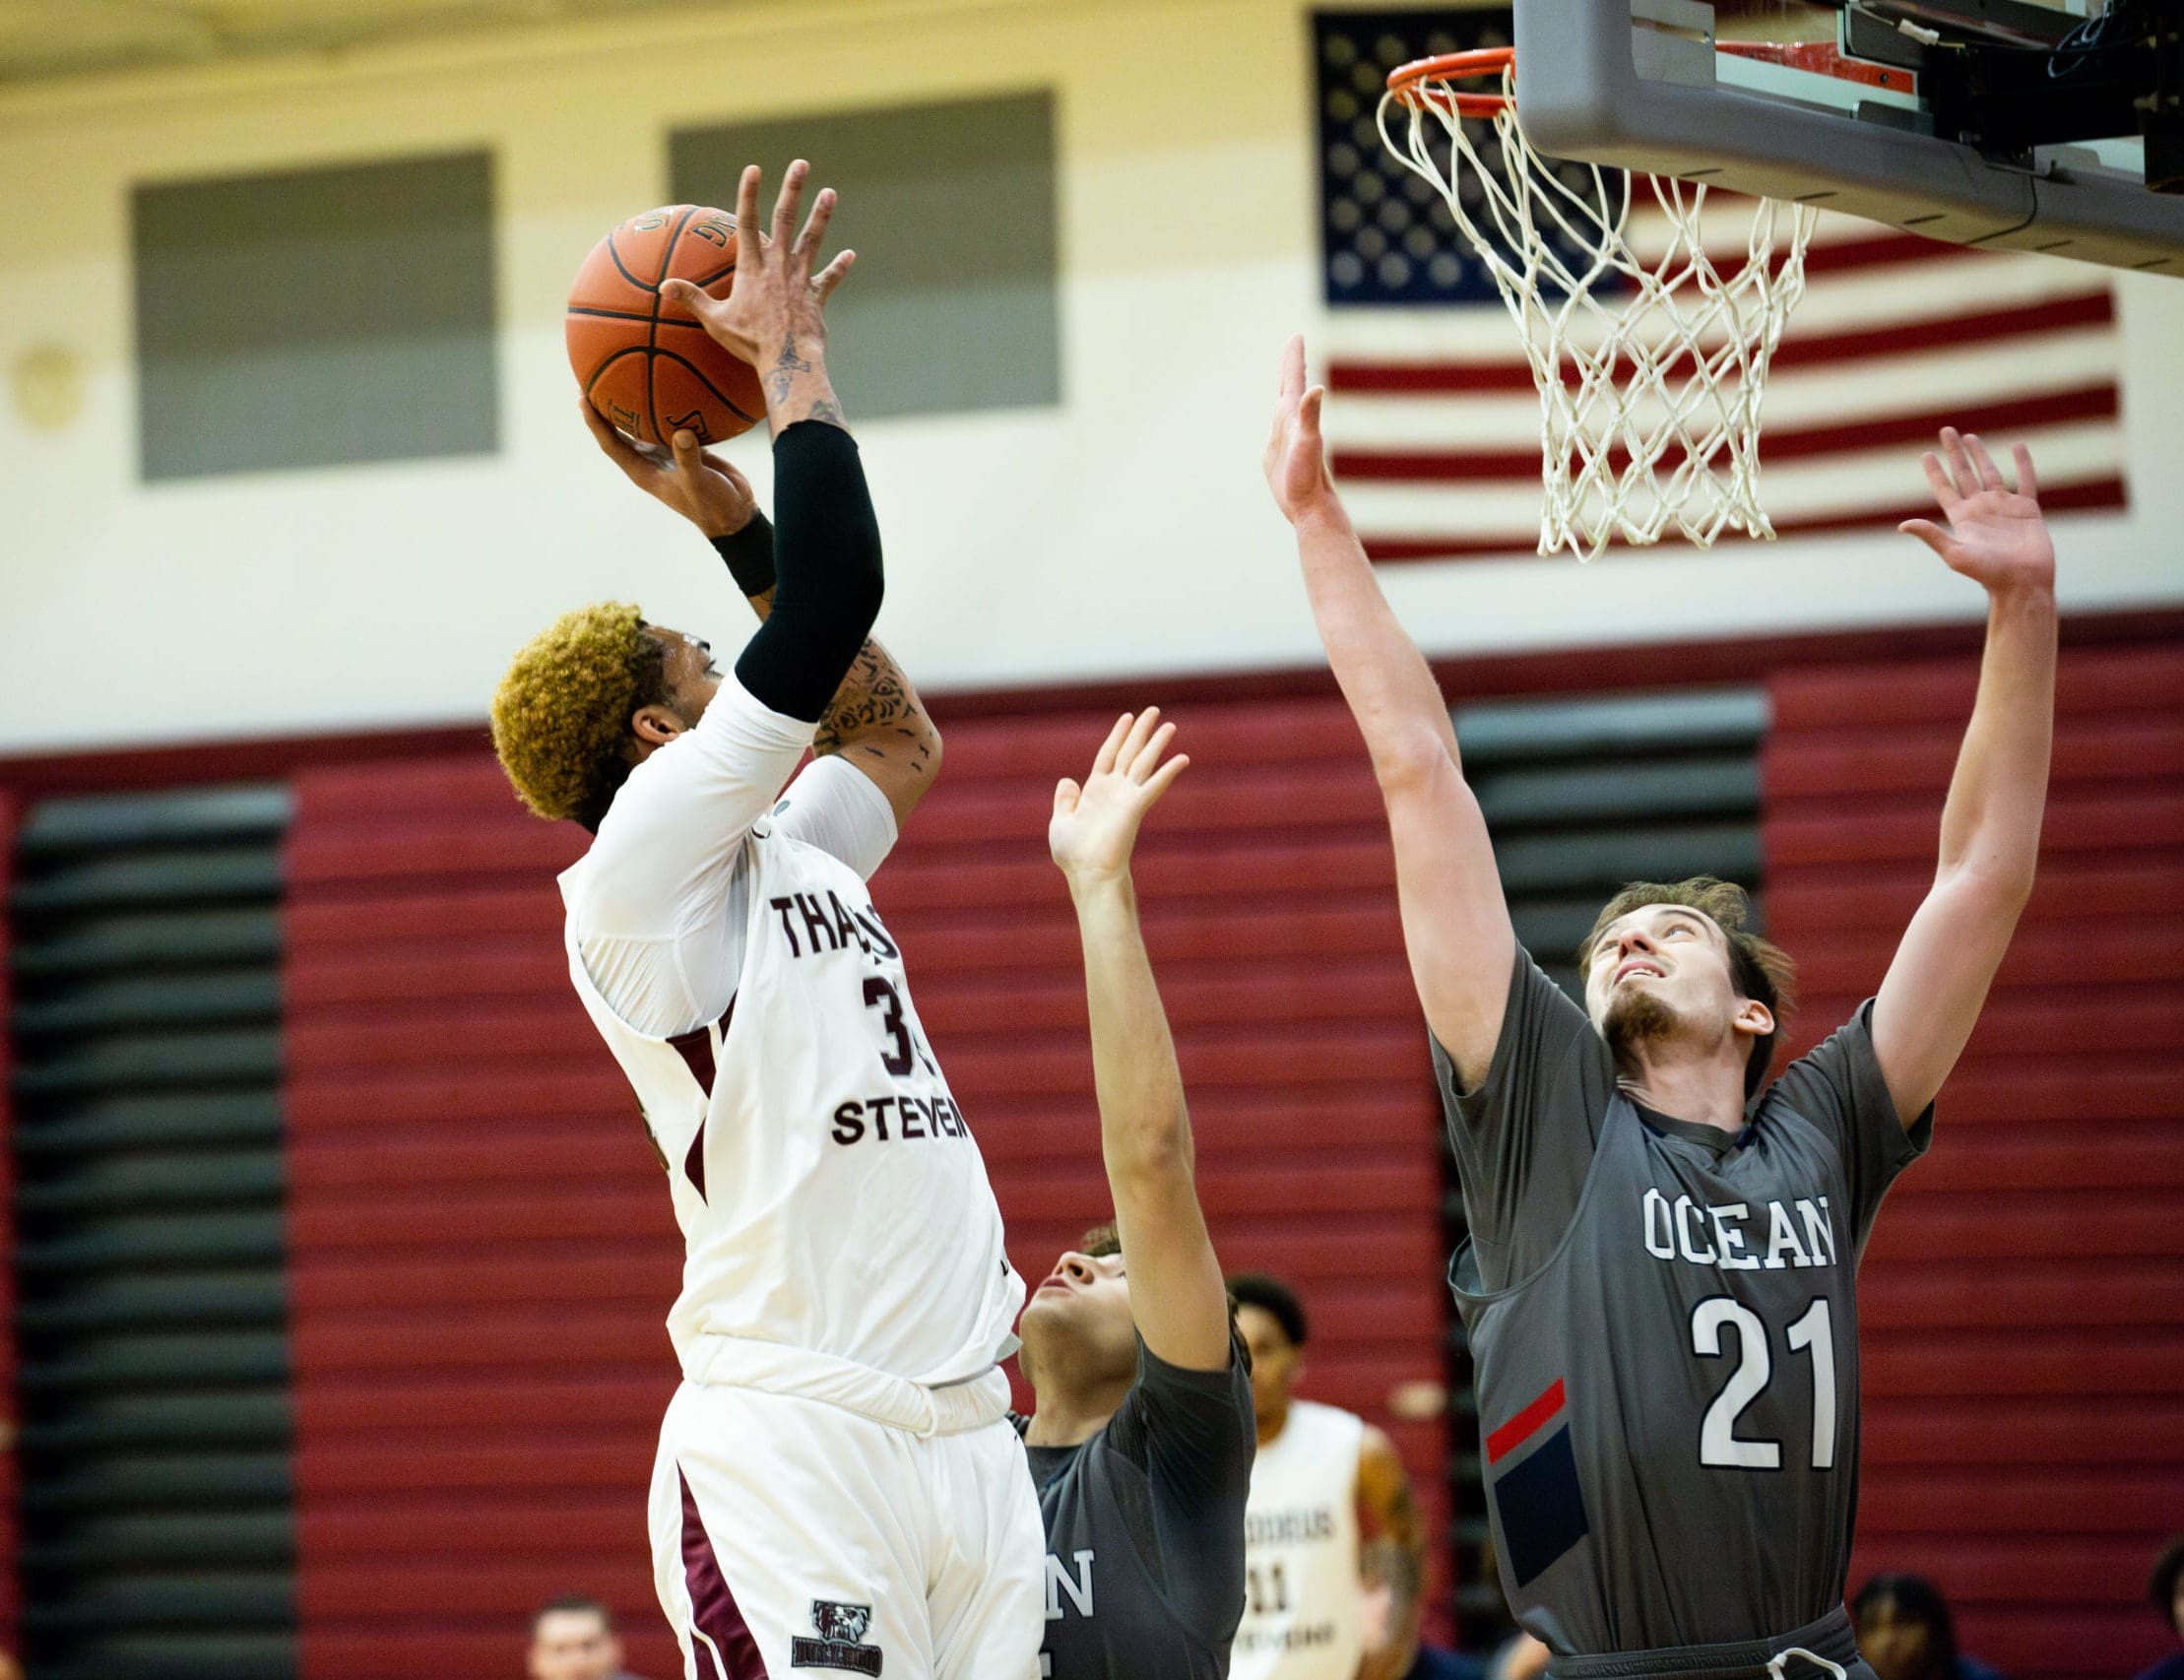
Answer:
[{"left": 1377, "top": 65, "right": 1818, "bottom": 561}]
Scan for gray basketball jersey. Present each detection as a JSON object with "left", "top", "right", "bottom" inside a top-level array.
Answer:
[
  {"left": 1437, "top": 951, "right": 1929, "bottom": 1658},
  {"left": 1020, "top": 1337, "right": 1256, "bottom": 1680}
]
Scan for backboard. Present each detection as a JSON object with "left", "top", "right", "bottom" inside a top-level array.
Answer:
[{"left": 1514, "top": 0, "right": 2184, "bottom": 270}]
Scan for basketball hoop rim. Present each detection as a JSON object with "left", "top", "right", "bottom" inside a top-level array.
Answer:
[{"left": 1385, "top": 48, "right": 1515, "bottom": 117}]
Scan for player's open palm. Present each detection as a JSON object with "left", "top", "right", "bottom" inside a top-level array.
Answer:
[
  {"left": 1900, "top": 427, "right": 2054, "bottom": 595},
  {"left": 663, "top": 160, "right": 854, "bottom": 368},
  {"left": 1263, "top": 333, "right": 1338, "bottom": 526},
  {"left": 1051, "top": 709, "right": 1190, "bottom": 888}
]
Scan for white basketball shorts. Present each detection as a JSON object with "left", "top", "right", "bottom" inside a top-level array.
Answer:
[{"left": 648, "top": 1365, "right": 1044, "bottom": 1680}]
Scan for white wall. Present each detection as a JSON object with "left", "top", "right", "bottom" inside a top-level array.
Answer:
[{"left": 2, "top": 0, "right": 2178, "bottom": 753}]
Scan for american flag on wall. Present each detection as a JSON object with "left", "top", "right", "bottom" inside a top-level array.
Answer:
[{"left": 1315, "top": 9, "right": 2130, "bottom": 561}]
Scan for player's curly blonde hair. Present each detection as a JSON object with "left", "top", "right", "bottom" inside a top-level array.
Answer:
[{"left": 490, "top": 601, "right": 669, "bottom": 827}]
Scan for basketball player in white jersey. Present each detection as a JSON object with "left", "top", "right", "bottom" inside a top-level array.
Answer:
[
  {"left": 1227, "top": 1273, "right": 1426, "bottom": 1680},
  {"left": 490, "top": 162, "right": 1041, "bottom": 1680}
]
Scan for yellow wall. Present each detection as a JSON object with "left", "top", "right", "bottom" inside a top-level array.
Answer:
[{"left": 1, "top": 0, "right": 2178, "bottom": 751}]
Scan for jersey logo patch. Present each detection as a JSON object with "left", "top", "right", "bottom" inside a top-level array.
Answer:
[
  {"left": 791, "top": 1600, "right": 882, "bottom": 1675},
  {"left": 1486, "top": 1378, "right": 1590, "bottom": 1587}
]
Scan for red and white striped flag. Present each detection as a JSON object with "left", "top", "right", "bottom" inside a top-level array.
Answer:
[{"left": 1323, "top": 210, "right": 2127, "bottom": 562}]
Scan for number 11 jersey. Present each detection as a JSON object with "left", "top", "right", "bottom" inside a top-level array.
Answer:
[
  {"left": 565, "top": 812, "right": 1023, "bottom": 1390},
  {"left": 1437, "top": 951, "right": 1930, "bottom": 1658}
]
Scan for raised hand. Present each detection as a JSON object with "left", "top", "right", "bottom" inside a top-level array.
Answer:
[
  {"left": 661, "top": 161, "right": 854, "bottom": 431},
  {"left": 1050, "top": 709, "right": 1190, "bottom": 889},
  {"left": 1899, "top": 427, "right": 2055, "bottom": 597},
  {"left": 579, "top": 396, "right": 758, "bottom": 539},
  {"left": 1263, "top": 333, "right": 1339, "bottom": 526}
]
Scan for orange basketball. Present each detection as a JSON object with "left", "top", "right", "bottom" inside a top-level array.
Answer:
[{"left": 566, "top": 204, "right": 765, "bottom": 446}]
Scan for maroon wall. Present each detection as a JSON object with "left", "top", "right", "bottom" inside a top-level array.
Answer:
[
  {"left": 283, "top": 761, "right": 680, "bottom": 1680},
  {"left": 1766, "top": 642, "right": 2184, "bottom": 1680},
  {"left": 6, "top": 609, "right": 2172, "bottom": 1680}
]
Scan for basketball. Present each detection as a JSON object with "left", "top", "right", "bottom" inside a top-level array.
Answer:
[{"left": 566, "top": 204, "right": 766, "bottom": 446}]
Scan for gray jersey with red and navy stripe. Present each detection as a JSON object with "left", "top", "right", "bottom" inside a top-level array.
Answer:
[{"left": 1437, "top": 950, "right": 1929, "bottom": 1658}]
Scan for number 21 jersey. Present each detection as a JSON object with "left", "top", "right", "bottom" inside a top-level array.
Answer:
[
  {"left": 1437, "top": 951, "right": 1930, "bottom": 1657},
  {"left": 564, "top": 815, "right": 1023, "bottom": 1389}
]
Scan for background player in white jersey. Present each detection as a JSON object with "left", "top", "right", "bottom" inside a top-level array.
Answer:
[
  {"left": 1226, "top": 1272, "right": 1426, "bottom": 1680},
  {"left": 1015, "top": 710, "right": 1258, "bottom": 1680},
  {"left": 489, "top": 162, "right": 1041, "bottom": 1680},
  {"left": 1265, "top": 334, "right": 2057, "bottom": 1679}
]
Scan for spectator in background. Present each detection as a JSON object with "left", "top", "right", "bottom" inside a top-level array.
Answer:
[
  {"left": 1851, "top": 1575, "right": 2006, "bottom": 1680},
  {"left": 1228, "top": 1272, "right": 1425, "bottom": 1680},
  {"left": 2136, "top": 1535, "right": 2184, "bottom": 1680},
  {"left": 527, "top": 1596, "right": 652, "bottom": 1680}
]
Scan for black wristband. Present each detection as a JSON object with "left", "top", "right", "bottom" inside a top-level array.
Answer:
[{"left": 710, "top": 512, "right": 776, "bottom": 598}]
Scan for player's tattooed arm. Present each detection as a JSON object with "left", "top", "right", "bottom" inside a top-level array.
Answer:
[
  {"left": 810, "top": 637, "right": 941, "bottom": 828},
  {"left": 1354, "top": 1429, "right": 1428, "bottom": 1680},
  {"left": 765, "top": 332, "right": 847, "bottom": 431},
  {"left": 1356, "top": 1538, "right": 1426, "bottom": 1680},
  {"left": 1356, "top": 1427, "right": 1425, "bottom": 1553},
  {"left": 768, "top": 329, "right": 813, "bottom": 405}
]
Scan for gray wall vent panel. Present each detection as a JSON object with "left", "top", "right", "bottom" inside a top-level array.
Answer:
[{"left": 10, "top": 783, "right": 295, "bottom": 1680}]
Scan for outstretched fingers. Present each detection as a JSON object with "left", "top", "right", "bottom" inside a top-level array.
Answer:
[
  {"left": 1898, "top": 516, "right": 1959, "bottom": 564},
  {"left": 1113, "top": 708, "right": 1163, "bottom": 778},
  {"left": 1918, "top": 451, "right": 1959, "bottom": 514},
  {"left": 1125, "top": 720, "right": 1178, "bottom": 784},
  {"left": 810, "top": 247, "right": 856, "bottom": 304},
  {"left": 734, "top": 164, "right": 765, "bottom": 273},
  {"left": 770, "top": 160, "right": 809, "bottom": 257},
  {"left": 1140, "top": 750, "right": 1191, "bottom": 807},
  {"left": 791, "top": 185, "right": 837, "bottom": 274},
  {"left": 1279, "top": 334, "right": 1307, "bottom": 402},
  {"left": 2012, "top": 441, "right": 2038, "bottom": 501},
  {"left": 1939, "top": 426, "right": 1980, "bottom": 497},
  {"left": 1298, "top": 383, "right": 1326, "bottom": 441},
  {"left": 1960, "top": 431, "right": 2006, "bottom": 492},
  {"left": 1092, "top": 712, "right": 1134, "bottom": 778}
]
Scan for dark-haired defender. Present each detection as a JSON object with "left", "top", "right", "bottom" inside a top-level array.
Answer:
[
  {"left": 1016, "top": 711, "right": 1257, "bottom": 1680},
  {"left": 1267, "top": 335, "right": 2058, "bottom": 1680},
  {"left": 491, "top": 165, "right": 1040, "bottom": 1680}
]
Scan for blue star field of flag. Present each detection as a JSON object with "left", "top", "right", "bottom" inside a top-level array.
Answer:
[{"left": 1315, "top": 8, "right": 1616, "bottom": 307}]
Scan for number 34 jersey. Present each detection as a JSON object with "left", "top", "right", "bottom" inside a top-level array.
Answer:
[
  {"left": 564, "top": 818, "right": 1023, "bottom": 1390},
  {"left": 1438, "top": 952, "right": 1931, "bottom": 1658}
]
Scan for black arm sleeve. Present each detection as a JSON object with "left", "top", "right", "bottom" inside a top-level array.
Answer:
[
  {"left": 710, "top": 511, "right": 776, "bottom": 598},
  {"left": 733, "top": 420, "right": 883, "bottom": 723}
]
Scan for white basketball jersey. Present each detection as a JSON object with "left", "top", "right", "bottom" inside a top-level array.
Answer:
[
  {"left": 563, "top": 818, "right": 1022, "bottom": 1389},
  {"left": 1230, "top": 1399, "right": 1366, "bottom": 1680}
]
